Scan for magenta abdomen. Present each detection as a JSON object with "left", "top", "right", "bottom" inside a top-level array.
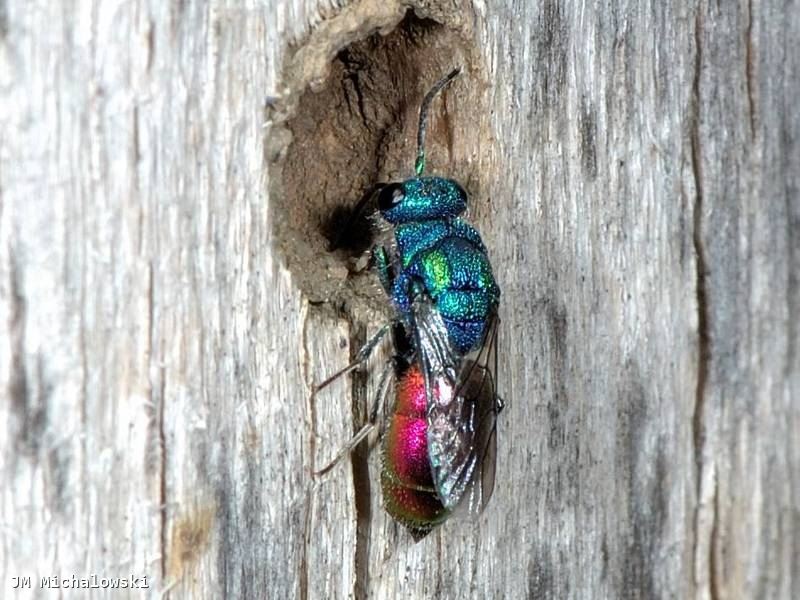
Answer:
[
  {"left": 381, "top": 365, "right": 449, "bottom": 536},
  {"left": 384, "top": 414, "right": 432, "bottom": 487}
]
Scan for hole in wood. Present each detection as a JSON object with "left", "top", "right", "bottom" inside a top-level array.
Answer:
[{"left": 270, "top": 11, "right": 489, "bottom": 313}]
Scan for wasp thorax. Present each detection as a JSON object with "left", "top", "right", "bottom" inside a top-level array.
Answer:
[{"left": 378, "top": 177, "right": 468, "bottom": 224}]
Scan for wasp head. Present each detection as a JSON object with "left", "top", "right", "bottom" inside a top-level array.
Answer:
[{"left": 377, "top": 177, "right": 467, "bottom": 224}]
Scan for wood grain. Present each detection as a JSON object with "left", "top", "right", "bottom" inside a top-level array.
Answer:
[{"left": 1, "top": 1, "right": 797, "bottom": 598}]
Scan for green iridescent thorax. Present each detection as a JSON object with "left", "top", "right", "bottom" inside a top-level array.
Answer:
[
  {"left": 420, "top": 249, "right": 451, "bottom": 295},
  {"left": 412, "top": 238, "right": 498, "bottom": 301},
  {"left": 393, "top": 217, "right": 487, "bottom": 269},
  {"left": 394, "top": 221, "right": 449, "bottom": 268},
  {"left": 378, "top": 174, "right": 500, "bottom": 354},
  {"left": 436, "top": 290, "right": 492, "bottom": 321}
]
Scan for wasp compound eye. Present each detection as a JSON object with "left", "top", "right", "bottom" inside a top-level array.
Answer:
[{"left": 378, "top": 183, "right": 405, "bottom": 212}]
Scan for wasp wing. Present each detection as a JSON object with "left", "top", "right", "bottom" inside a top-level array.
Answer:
[
  {"left": 407, "top": 298, "right": 459, "bottom": 394},
  {"left": 409, "top": 300, "right": 501, "bottom": 516}
]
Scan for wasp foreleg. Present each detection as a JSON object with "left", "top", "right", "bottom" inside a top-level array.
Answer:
[{"left": 372, "top": 245, "right": 393, "bottom": 294}]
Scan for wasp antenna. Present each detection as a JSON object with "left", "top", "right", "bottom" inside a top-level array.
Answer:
[{"left": 415, "top": 67, "right": 462, "bottom": 176}]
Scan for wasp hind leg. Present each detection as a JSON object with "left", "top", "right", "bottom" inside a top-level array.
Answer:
[{"left": 314, "top": 357, "right": 396, "bottom": 477}]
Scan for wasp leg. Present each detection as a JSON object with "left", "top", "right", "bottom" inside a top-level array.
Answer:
[
  {"left": 314, "top": 423, "right": 375, "bottom": 477},
  {"left": 372, "top": 245, "right": 393, "bottom": 294},
  {"left": 369, "top": 354, "right": 396, "bottom": 424},
  {"left": 390, "top": 269, "right": 428, "bottom": 317},
  {"left": 312, "top": 323, "right": 391, "bottom": 394},
  {"left": 314, "top": 357, "right": 395, "bottom": 477}
]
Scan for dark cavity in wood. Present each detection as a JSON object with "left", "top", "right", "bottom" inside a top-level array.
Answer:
[{"left": 269, "top": 10, "right": 489, "bottom": 314}]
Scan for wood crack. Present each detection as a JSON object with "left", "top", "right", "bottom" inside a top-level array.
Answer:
[
  {"left": 158, "top": 364, "right": 168, "bottom": 580},
  {"left": 709, "top": 477, "right": 720, "bottom": 600},
  {"left": 690, "top": 8, "right": 720, "bottom": 600},
  {"left": 744, "top": 0, "right": 756, "bottom": 139},
  {"left": 350, "top": 325, "right": 371, "bottom": 600},
  {"left": 0, "top": 0, "right": 7, "bottom": 40},
  {"left": 148, "top": 263, "right": 168, "bottom": 582},
  {"left": 690, "top": 6, "right": 710, "bottom": 505},
  {"left": 7, "top": 254, "right": 31, "bottom": 453},
  {"left": 299, "top": 496, "right": 312, "bottom": 600},
  {"left": 300, "top": 308, "right": 313, "bottom": 600},
  {"left": 79, "top": 199, "right": 90, "bottom": 569}
]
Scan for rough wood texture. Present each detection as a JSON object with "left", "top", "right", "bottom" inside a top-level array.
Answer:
[{"left": 1, "top": 1, "right": 797, "bottom": 598}]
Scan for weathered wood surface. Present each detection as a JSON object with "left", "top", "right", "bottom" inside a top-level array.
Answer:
[{"left": 1, "top": 1, "right": 797, "bottom": 598}]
